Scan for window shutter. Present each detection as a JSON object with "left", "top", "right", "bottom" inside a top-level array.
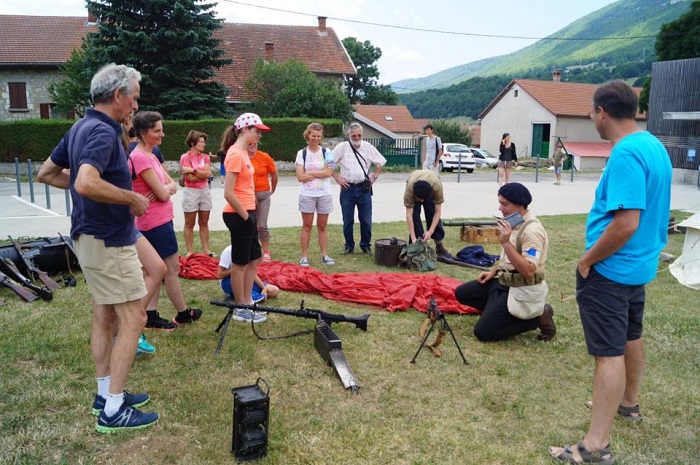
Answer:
[{"left": 9, "top": 82, "right": 28, "bottom": 109}]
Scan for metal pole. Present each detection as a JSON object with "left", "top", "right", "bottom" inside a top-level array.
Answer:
[
  {"left": 14, "top": 158, "right": 22, "bottom": 197},
  {"left": 65, "top": 189, "right": 71, "bottom": 216},
  {"left": 45, "top": 184, "right": 52, "bottom": 210},
  {"left": 535, "top": 156, "right": 540, "bottom": 183},
  {"left": 28, "top": 159, "right": 35, "bottom": 203}
]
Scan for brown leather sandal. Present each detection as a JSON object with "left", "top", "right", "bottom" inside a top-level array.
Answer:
[{"left": 549, "top": 442, "right": 615, "bottom": 464}]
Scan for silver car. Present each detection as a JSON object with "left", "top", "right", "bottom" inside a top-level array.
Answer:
[
  {"left": 469, "top": 147, "right": 499, "bottom": 168},
  {"left": 439, "top": 143, "right": 476, "bottom": 173}
]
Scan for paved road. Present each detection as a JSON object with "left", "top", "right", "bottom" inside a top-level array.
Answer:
[{"left": 2, "top": 169, "right": 699, "bottom": 238}]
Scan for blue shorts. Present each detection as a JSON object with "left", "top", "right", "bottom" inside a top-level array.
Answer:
[
  {"left": 576, "top": 266, "right": 645, "bottom": 357},
  {"left": 141, "top": 221, "right": 178, "bottom": 259}
]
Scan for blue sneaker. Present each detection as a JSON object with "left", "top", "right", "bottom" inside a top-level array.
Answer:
[
  {"left": 233, "top": 309, "right": 267, "bottom": 323},
  {"left": 252, "top": 291, "right": 266, "bottom": 303},
  {"left": 136, "top": 333, "right": 156, "bottom": 355},
  {"left": 96, "top": 403, "right": 159, "bottom": 434},
  {"left": 92, "top": 391, "right": 150, "bottom": 416}
]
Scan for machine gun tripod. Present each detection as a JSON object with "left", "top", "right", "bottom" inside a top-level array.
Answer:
[{"left": 410, "top": 297, "right": 468, "bottom": 365}]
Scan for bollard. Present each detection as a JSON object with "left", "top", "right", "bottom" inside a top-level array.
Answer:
[
  {"left": 14, "top": 158, "right": 22, "bottom": 197},
  {"left": 65, "top": 190, "right": 72, "bottom": 216},
  {"left": 28, "top": 159, "right": 35, "bottom": 203},
  {"left": 45, "top": 184, "right": 52, "bottom": 210}
]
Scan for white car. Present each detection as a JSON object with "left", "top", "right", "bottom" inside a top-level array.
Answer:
[
  {"left": 439, "top": 143, "right": 475, "bottom": 173},
  {"left": 469, "top": 147, "right": 499, "bottom": 168}
]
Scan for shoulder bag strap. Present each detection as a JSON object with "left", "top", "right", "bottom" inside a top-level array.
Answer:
[
  {"left": 350, "top": 144, "right": 370, "bottom": 180},
  {"left": 515, "top": 219, "right": 539, "bottom": 253}
]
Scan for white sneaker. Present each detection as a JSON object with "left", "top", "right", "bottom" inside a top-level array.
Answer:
[
  {"left": 300, "top": 257, "right": 310, "bottom": 267},
  {"left": 233, "top": 309, "right": 266, "bottom": 323},
  {"left": 321, "top": 255, "right": 335, "bottom": 265}
]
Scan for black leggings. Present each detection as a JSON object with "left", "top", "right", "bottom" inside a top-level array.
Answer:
[{"left": 455, "top": 279, "right": 539, "bottom": 342}]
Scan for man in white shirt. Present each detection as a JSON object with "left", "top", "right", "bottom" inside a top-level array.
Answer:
[
  {"left": 332, "top": 123, "right": 387, "bottom": 255},
  {"left": 422, "top": 124, "right": 443, "bottom": 173}
]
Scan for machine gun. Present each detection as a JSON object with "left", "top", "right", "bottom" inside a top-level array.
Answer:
[
  {"left": 0, "top": 269, "right": 39, "bottom": 302},
  {"left": 210, "top": 300, "right": 368, "bottom": 392},
  {"left": 9, "top": 236, "right": 60, "bottom": 291},
  {"left": 0, "top": 258, "right": 53, "bottom": 301},
  {"left": 442, "top": 220, "right": 498, "bottom": 227}
]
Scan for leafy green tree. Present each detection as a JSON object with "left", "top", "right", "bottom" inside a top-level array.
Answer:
[
  {"left": 640, "top": 0, "right": 700, "bottom": 112},
  {"left": 245, "top": 59, "right": 353, "bottom": 120},
  {"left": 342, "top": 37, "right": 398, "bottom": 105},
  {"left": 49, "top": 47, "right": 93, "bottom": 117},
  {"left": 52, "top": 0, "right": 232, "bottom": 119},
  {"left": 432, "top": 120, "right": 472, "bottom": 146}
]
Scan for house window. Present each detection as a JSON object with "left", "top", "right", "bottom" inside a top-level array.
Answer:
[
  {"left": 9, "top": 82, "right": 28, "bottom": 110},
  {"left": 514, "top": 90, "right": 519, "bottom": 98},
  {"left": 384, "top": 116, "right": 393, "bottom": 121}
]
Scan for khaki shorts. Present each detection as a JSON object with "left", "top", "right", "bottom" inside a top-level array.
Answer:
[
  {"left": 182, "top": 186, "right": 213, "bottom": 213},
  {"left": 74, "top": 235, "right": 147, "bottom": 305}
]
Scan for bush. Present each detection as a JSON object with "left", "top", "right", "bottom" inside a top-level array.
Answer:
[{"left": 0, "top": 118, "right": 343, "bottom": 163}]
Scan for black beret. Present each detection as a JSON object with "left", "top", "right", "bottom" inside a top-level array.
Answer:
[{"left": 498, "top": 182, "right": 532, "bottom": 207}]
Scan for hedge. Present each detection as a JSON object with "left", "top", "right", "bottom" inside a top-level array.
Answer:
[{"left": 0, "top": 117, "right": 343, "bottom": 163}]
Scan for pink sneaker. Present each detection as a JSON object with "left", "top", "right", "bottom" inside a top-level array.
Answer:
[{"left": 262, "top": 251, "right": 271, "bottom": 263}]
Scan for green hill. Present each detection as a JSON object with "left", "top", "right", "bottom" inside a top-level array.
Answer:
[{"left": 392, "top": 0, "right": 691, "bottom": 94}]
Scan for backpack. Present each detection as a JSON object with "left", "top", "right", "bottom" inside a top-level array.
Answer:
[
  {"left": 399, "top": 240, "right": 437, "bottom": 272},
  {"left": 302, "top": 147, "right": 326, "bottom": 172}
]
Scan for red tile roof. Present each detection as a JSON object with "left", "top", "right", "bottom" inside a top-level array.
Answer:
[
  {"left": 353, "top": 104, "right": 421, "bottom": 134},
  {"left": 0, "top": 15, "right": 96, "bottom": 66},
  {"left": 0, "top": 15, "right": 356, "bottom": 102},
  {"left": 480, "top": 79, "right": 645, "bottom": 120},
  {"left": 216, "top": 22, "right": 356, "bottom": 102}
]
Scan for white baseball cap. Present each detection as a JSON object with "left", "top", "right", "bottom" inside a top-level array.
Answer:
[{"left": 234, "top": 113, "right": 271, "bottom": 132}]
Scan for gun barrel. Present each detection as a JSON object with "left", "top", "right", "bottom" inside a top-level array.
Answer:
[
  {"left": 443, "top": 220, "right": 498, "bottom": 227},
  {"left": 210, "top": 300, "right": 369, "bottom": 331}
]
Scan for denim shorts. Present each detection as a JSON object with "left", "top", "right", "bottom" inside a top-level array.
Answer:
[{"left": 576, "top": 266, "right": 645, "bottom": 357}]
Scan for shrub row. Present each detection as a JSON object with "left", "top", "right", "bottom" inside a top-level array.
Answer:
[{"left": 0, "top": 117, "right": 343, "bottom": 163}]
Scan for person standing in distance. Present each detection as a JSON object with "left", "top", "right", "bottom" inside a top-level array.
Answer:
[
  {"left": 549, "top": 81, "right": 672, "bottom": 464},
  {"left": 332, "top": 123, "right": 386, "bottom": 255},
  {"left": 37, "top": 63, "right": 158, "bottom": 433},
  {"left": 422, "top": 124, "right": 443, "bottom": 173},
  {"left": 498, "top": 132, "right": 517, "bottom": 186}
]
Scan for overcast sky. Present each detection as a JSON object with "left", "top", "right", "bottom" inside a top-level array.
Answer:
[{"left": 2, "top": 0, "right": 618, "bottom": 84}]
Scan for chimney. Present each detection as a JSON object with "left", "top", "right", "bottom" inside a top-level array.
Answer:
[
  {"left": 552, "top": 70, "right": 562, "bottom": 82},
  {"left": 318, "top": 16, "right": 327, "bottom": 32},
  {"left": 264, "top": 42, "right": 274, "bottom": 61}
]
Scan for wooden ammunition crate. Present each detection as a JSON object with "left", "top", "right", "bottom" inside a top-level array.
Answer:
[{"left": 460, "top": 225, "right": 500, "bottom": 244}]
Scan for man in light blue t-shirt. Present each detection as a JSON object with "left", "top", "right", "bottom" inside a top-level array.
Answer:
[{"left": 549, "top": 81, "right": 672, "bottom": 464}]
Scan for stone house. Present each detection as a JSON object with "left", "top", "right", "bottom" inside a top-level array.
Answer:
[{"left": 0, "top": 13, "right": 356, "bottom": 120}]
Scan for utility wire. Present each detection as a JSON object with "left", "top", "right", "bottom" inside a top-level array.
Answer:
[{"left": 221, "top": 0, "right": 674, "bottom": 41}]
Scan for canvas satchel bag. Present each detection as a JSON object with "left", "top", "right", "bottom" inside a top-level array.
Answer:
[{"left": 507, "top": 280, "right": 548, "bottom": 320}]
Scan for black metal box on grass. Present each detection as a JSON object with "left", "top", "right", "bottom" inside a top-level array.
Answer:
[{"left": 232, "top": 378, "right": 270, "bottom": 462}]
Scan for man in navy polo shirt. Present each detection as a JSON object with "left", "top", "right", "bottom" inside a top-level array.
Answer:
[{"left": 38, "top": 63, "right": 158, "bottom": 433}]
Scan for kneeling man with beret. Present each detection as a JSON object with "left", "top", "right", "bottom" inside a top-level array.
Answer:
[{"left": 454, "top": 182, "right": 556, "bottom": 342}]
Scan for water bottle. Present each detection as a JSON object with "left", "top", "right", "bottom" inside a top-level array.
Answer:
[{"left": 324, "top": 149, "right": 335, "bottom": 169}]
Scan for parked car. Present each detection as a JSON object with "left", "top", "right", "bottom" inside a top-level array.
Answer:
[
  {"left": 469, "top": 147, "right": 499, "bottom": 168},
  {"left": 439, "top": 143, "right": 475, "bottom": 173}
]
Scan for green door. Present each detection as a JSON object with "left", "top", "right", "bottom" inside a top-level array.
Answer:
[{"left": 531, "top": 124, "right": 550, "bottom": 158}]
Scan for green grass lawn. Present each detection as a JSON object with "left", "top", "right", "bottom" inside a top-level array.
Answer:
[{"left": 1, "top": 213, "right": 698, "bottom": 464}]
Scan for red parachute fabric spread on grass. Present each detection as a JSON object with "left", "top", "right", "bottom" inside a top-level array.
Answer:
[
  {"left": 178, "top": 253, "right": 219, "bottom": 280},
  {"left": 178, "top": 256, "right": 479, "bottom": 315}
]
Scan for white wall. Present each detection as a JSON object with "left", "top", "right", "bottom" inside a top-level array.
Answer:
[{"left": 481, "top": 84, "right": 555, "bottom": 157}]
